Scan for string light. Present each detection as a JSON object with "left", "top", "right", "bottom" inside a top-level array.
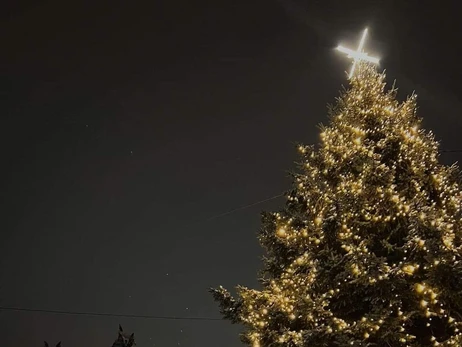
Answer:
[{"left": 211, "top": 62, "right": 462, "bottom": 346}]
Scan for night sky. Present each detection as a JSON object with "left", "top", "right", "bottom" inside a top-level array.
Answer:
[{"left": 2, "top": 0, "right": 462, "bottom": 346}]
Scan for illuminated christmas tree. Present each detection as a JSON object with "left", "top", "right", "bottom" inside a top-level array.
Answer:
[{"left": 210, "top": 61, "right": 462, "bottom": 346}]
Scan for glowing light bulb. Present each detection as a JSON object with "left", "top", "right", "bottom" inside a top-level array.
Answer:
[
  {"left": 277, "top": 228, "right": 286, "bottom": 238},
  {"left": 403, "top": 265, "right": 415, "bottom": 275}
]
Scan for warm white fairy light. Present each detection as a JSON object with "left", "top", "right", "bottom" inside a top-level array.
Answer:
[{"left": 212, "top": 64, "right": 462, "bottom": 346}]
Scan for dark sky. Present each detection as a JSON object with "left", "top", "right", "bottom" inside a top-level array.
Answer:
[{"left": 2, "top": 0, "right": 462, "bottom": 346}]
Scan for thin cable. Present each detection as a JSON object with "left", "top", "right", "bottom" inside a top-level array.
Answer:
[
  {"left": 204, "top": 149, "right": 461, "bottom": 221},
  {"left": 0, "top": 306, "right": 223, "bottom": 321},
  {"left": 205, "top": 149, "right": 461, "bottom": 221},
  {"left": 206, "top": 193, "right": 284, "bottom": 221}
]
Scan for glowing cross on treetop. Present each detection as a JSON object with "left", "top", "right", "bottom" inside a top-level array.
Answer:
[{"left": 336, "top": 28, "right": 380, "bottom": 79}]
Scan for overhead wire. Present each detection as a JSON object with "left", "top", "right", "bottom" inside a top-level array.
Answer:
[
  {"left": 0, "top": 306, "right": 222, "bottom": 321},
  {"left": 204, "top": 148, "right": 461, "bottom": 221},
  {"left": 206, "top": 193, "right": 284, "bottom": 221}
]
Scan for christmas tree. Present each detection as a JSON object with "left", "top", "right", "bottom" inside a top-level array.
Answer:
[{"left": 210, "top": 63, "right": 462, "bottom": 346}]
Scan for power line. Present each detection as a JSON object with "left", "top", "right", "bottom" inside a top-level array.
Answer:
[
  {"left": 206, "top": 193, "right": 284, "bottom": 221},
  {"left": 0, "top": 306, "right": 223, "bottom": 321},
  {"left": 205, "top": 149, "right": 461, "bottom": 221}
]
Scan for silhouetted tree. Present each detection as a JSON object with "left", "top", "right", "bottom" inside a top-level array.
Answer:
[
  {"left": 112, "top": 325, "right": 136, "bottom": 347},
  {"left": 44, "top": 342, "right": 61, "bottom": 347}
]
